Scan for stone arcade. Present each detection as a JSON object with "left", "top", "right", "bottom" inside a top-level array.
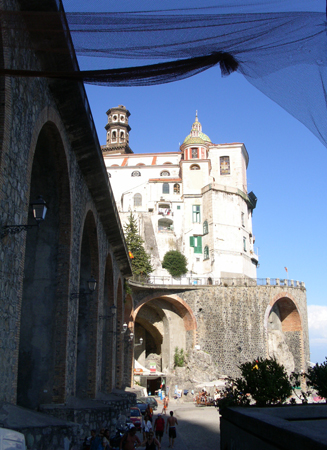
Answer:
[{"left": 0, "top": 1, "right": 134, "bottom": 447}]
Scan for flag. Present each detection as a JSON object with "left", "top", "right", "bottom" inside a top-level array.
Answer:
[
  {"left": 129, "top": 251, "right": 134, "bottom": 259},
  {"left": 284, "top": 267, "right": 288, "bottom": 273}
]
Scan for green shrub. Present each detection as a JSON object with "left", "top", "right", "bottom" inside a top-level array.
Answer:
[
  {"left": 174, "top": 347, "right": 185, "bottom": 367},
  {"left": 218, "top": 357, "right": 293, "bottom": 409},
  {"left": 306, "top": 358, "right": 327, "bottom": 401},
  {"left": 162, "top": 250, "right": 187, "bottom": 277}
]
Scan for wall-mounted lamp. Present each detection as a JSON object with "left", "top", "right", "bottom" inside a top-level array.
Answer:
[
  {"left": 1, "top": 195, "right": 47, "bottom": 239},
  {"left": 99, "top": 304, "right": 117, "bottom": 320},
  {"left": 129, "top": 332, "right": 134, "bottom": 342},
  {"left": 134, "top": 337, "right": 143, "bottom": 346},
  {"left": 70, "top": 276, "right": 97, "bottom": 300},
  {"left": 122, "top": 322, "right": 128, "bottom": 334}
]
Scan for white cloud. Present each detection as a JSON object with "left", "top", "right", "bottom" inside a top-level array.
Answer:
[{"left": 308, "top": 305, "right": 327, "bottom": 364}]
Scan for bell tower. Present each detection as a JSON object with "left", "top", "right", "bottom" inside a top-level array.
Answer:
[{"left": 102, "top": 105, "right": 133, "bottom": 154}]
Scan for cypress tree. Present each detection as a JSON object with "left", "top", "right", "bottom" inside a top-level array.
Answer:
[{"left": 124, "top": 212, "right": 153, "bottom": 276}]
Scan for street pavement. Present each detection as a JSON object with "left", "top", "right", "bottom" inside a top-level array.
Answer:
[{"left": 149, "top": 399, "right": 221, "bottom": 450}]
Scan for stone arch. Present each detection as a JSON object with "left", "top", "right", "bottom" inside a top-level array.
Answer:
[
  {"left": 116, "top": 278, "right": 124, "bottom": 388},
  {"left": 76, "top": 210, "right": 99, "bottom": 398},
  {"left": 17, "top": 120, "right": 72, "bottom": 409},
  {"left": 133, "top": 293, "right": 197, "bottom": 333},
  {"left": 265, "top": 292, "right": 304, "bottom": 374},
  {"left": 133, "top": 294, "right": 197, "bottom": 373},
  {"left": 101, "top": 253, "right": 115, "bottom": 393}
]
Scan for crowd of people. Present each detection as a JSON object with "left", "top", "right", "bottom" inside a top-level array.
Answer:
[{"left": 82, "top": 397, "right": 178, "bottom": 450}]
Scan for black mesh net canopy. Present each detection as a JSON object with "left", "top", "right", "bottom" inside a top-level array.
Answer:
[{"left": 1, "top": 1, "right": 327, "bottom": 147}]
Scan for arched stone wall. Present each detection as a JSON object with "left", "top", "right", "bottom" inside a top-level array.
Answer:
[
  {"left": 101, "top": 253, "right": 115, "bottom": 393},
  {"left": 266, "top": 293, "right": 305, "bottom": 373},
  {"left": 17, "top": 121, "right": 71, "bottom": 408},
  {"left": 116, "top": 278, "right": 124, "bottom": 388},
  {"left": 76, "top": 210, "right": 99, "bottom": 398}
]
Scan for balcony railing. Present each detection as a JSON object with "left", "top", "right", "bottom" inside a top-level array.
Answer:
[{"left": 131, "top": 275, "right": 305, "bottom": 288}]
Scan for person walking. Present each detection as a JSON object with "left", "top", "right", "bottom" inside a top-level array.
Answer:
[
  {"left": 140, "top": 431, "right": 161, "bottom": 450},
  {"left": 119, "top": 425, "right": 141, "bottom": 450},
  {"left": 153, "top": 414, "right": 165, "bottom": 444},
  {"left": 142, "top": 414, "right": 153, "bottom": 441},
  {"left": 166, "top": 411, "right": 178, "bottom": 449},
  {"left": 161, "top": 396, "right": 168, "bottom": 415}
]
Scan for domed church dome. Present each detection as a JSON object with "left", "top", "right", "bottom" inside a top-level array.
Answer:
[{"left": 183, "top": 112, "right": 211, "bottom": 145}]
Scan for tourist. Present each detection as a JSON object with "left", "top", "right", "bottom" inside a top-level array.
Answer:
[
  {"left": 166, "top": 411, "right": 178, "bottom": 449},
  {"left": 143, "top": 414, "right": 153, "bottom": 440},
  {"left": 161, "top": 396, "right": 168, "bottom": 415},
  {"left": 139, "top": 431, "right": 161, "bottom": 450},
  {"left": 153, "top": 414, "right": 165, "bottom": 443},
  {"left": 119, "top": 424, "right": 141, "bottom": 450}
]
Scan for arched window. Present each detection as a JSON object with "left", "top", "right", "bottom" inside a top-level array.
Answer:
[
  {"left": 112, "top": 131, "right": 117, "bottom": 139},
  {"left": 173, "top": 183, "right": 180, "bottom": 194},
  {"left": 190, "top": 164, "right": 200, "bottom": 170},
  {"left": 120, "top": 131, "right": 125, "bottom": 141},
  {"left": 160, "top": 170, "right": 170, "bottom": 176},
  {"left": 203, "top": 220, "right": 208, "bottom": 235},
  {"left": 204, "top": 246, "right": 209, "bottom": 260},
  {"left": 220, "top": 156, "right": 230, "bottom": 175},
  {"left": 134, "top": 193, "right": 142, "bottom": 207},
  {"left": 131, "top": 170, "right": 141, "bottom": 177},
  {"left": 191, "top": 148, "right": 198, "bottom": 158},
  {"left": 162, "top": 183, "right": 169, "bottom": 194}
]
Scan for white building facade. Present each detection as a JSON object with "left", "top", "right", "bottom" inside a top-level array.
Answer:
[{"left": 102, "top": 106, "right": 258, "bottom": 281}]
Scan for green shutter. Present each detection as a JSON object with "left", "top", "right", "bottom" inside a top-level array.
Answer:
[
  {"left": 194, "top": 236, "right": 202, "bottom": 253},
  {"left": 190, "top": 236, "right": 195, "bottom": 247}
]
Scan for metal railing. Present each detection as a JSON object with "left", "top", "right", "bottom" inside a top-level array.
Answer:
[{"left": 131, "top": 275, "right": 305, "bottom": 288}]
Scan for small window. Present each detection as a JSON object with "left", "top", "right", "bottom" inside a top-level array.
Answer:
[
  {"left": 190, "top": 164, "right": 200, "bottom": 170},
  {"left": 112, "top": 131, "right": 117, "bottom": 139},
  {"left": 113, "top": 115, "right": 118, "bottom": 121},
  {"left": 243, "top": 237, "right": 247, "bottom": 252},
  {"left": 161, "top": 170, "right": 170, "bottom": 176},
  {"left": 177, "top": 205, "right": 181, "bottom": 210},
  {"left": 162, "top": 183, "right": 169, "bottom": 194},
  {"left": 204, "top": 246, "right": 209, "bottom": 260},
  {"left": 241, "top": 212, "right": 245, "bottom": 227},
  {"left": 173, "top": 183, "right": 180, "bottom": 194},
  {"left": 220, "top": 156, "right": 230, "bottom": 175},
  {"left": 191, "top": 148, "right": 198, "bottom": 158},
  {"left": 120, "top": 131, "right": 125, "bottom": 141},
  {"left": 134, "top": 193, "right": 142, "bottom": 207},
  {"left": 192, "top": 205, "right": 201, "bottom": 223},
  {"left": 203, "top": 220, "right": 208, "bottom": 235},
  {"left": 131, "top": 171, "right": 141, "bottom": 177},
  {"left": 120, "top": 115, "right": 125, "bottom": 122}
]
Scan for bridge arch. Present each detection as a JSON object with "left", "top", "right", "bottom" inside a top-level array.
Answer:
[
  {"left": 133, "top": 293, "right": 197, "bottom": 389},
  {"left": 265, "top": 292, "right": 305, "bottom": 374}
]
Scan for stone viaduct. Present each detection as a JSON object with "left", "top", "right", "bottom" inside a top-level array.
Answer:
[{"left": 129, "top": 279, "right": 309, "bottom": 385}]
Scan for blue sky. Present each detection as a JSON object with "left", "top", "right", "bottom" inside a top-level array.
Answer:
[{"left": 65, "top": 0, "right": 327, "bottom": 364}]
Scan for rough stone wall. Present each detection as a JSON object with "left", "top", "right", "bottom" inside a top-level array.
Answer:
[
  {"left": 132, "top": 284, "right": 309, "bottom": 378},
  {"left": 0, "top": 0, "right": 131, "bottom": 405}
]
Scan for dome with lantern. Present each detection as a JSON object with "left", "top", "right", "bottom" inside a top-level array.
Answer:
[{"left": 183, "top": 112, "right": 211, "bottom": 145}]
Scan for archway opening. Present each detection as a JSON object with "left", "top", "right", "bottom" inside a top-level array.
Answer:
[
  {"left": 76, "top": 211, "right": 99, "bottom": 398},
  {"left": 101, "top": 254, "right": 114, "bottom": 393},
  {"left": 134, "top": 295, "right": 196, "bottom": 394},
  {"left": 267, "top": 297, "right": 303, "bottom": 374},
  {"left": 17, "top": 122, "right": 71, "bottom": 409}
]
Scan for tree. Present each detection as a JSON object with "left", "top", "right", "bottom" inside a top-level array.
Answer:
[
  {"left": 174, "top": 347, "right": 186, "bottom": 367},
  {"left": 124, "top": 213, "right": 153, "bottom": 277},
  {"left": 162, "top": 250, "right": 188, "bottom": 278},
  {"left": 306, "top": 358, "right": 327, "bottom": 401}
]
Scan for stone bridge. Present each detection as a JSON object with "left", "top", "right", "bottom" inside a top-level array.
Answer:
[{"left": 127, "top": 278, "right": 309, "bottom": 379}]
